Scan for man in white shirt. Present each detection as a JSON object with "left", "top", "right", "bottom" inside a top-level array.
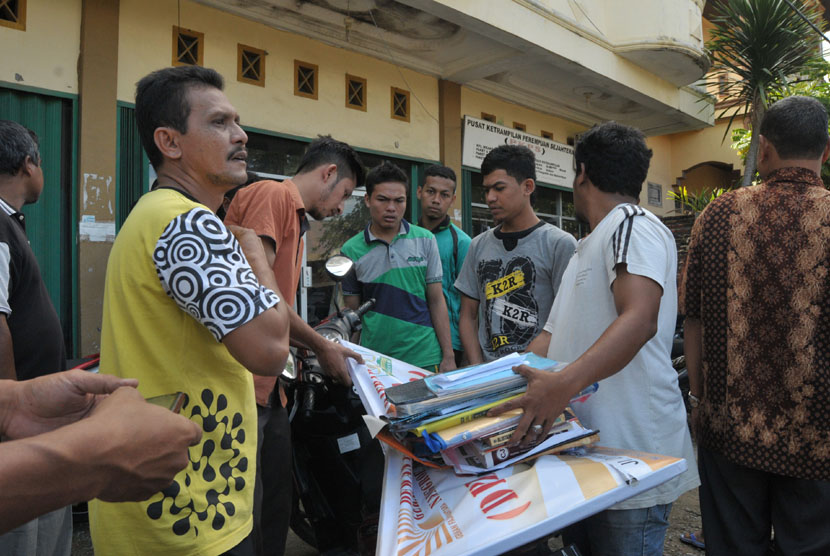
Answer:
[{"left": 490, "top": 122, "right": 698, "bottom": 556}]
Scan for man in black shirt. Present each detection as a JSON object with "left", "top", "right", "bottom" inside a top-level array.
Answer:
[{"left": 0, "top": 120, "right": 70, "bottom": 555}]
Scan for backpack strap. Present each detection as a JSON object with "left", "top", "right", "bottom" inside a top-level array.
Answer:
[{"left": 450, "top": 224, "right": 458, "bottom": 269}]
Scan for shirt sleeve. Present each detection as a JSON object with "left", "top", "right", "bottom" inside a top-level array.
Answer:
[
  {"left": 0, "top": 242, "right": 10, "bottom": 316},
  {"left": 425, "top": 234, "right": 443, "bottom": 284},
  {"left": 224, "top": 180, "right": 286, "bottom": 250},
  {"left": 454, "top": 230, "right": 472, "bottom": 281},
  {"left": 153, "top": 208, "right": 280, "bottom": 341},
  {"left": 606, "top": 208, "right": 669, "bottom": 292},
  {"left": 679, "top": 211, "right": 705, "bottom": 318},
  {"left": 340, "top": 241, "right": 362, "bottom": 296},
  {"left": 549, "top": 231, "right": 577, "bottom": 296},
  {"left": 453, "top": 235, "right": 479, "bottom": 299}
]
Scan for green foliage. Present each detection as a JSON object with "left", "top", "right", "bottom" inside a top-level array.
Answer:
[
  {"left": 314, "top": 201, "right": 369, "bottom": 259},
  {"left": 669, "top": 186, "right": 731, "bottom": 214},
  {"left": 705, "top": 0, "right": 826, "bottom": 185}
]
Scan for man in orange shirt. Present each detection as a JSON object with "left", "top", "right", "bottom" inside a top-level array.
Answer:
[{"left": 224, "top": 135, "right": 364, "bottom": 555}]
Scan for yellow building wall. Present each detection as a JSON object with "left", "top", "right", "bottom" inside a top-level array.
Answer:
[
  {"left": 0, "top": 0, "right": 81, "bottom": 93},
  {"left": 117, "top": 0, "right": 440, "bottom": 162},
  {"left": 460, "top": 87, "right": 587, "bottom": 144},
  {"left": 668, "top": 120, "right": 744, "bottom": 180},
  {"left": 643, "top": 135, "right": 677, "bottom": 216}
]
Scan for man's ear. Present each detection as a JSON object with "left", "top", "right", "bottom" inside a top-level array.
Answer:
[
  {"left": 322, "top": 163, "right": 338, "bottom": 185},
  {"left": 20, "top": 155, "right": 39, "bottom": 177},
  {"left": 821, "top": 139, "right": 830, "bottom": 164},
  {"left": 757, "top": 135, "right": 772, "bottom": 166},
  {"left": 154, "top": 127, "right": 182, "bottom": 161},
  {"left": 574, "top": 162, "right": 588, "bottom": 188},
  {"left": 523, "top": 178, "right": 536, "bottom": 197}
]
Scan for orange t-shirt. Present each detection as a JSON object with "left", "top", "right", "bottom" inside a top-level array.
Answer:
[{"left": 225, "top": 178, "right": 306, "bottom": 405}]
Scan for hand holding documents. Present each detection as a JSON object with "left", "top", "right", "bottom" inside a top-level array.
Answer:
[{"left": 353, "top": 348, "right": 600, "bottom": 473}]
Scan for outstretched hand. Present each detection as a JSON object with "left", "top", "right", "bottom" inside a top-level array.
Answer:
[
  {"left": 0, "top": 369, "right": 139, "bottom": 440},
  {"left": 317, "top": 340, "right": 363, "bottom": 386},
  {"left": 487, "top": 364, "right": 576, "bottom": 448}
]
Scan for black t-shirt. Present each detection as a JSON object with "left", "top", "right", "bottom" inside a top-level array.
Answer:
[{"left": 0, "top": 200, "right": 66, "bottom": 380}]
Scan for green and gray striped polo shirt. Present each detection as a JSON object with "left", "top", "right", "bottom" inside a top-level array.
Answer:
[{"left": 341, "top": 220, "right": 443, "bottom": 369}]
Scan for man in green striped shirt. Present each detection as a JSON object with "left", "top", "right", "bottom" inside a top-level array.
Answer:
[{"left": 342, "top": 161, "right": 456, "bottom": 373}]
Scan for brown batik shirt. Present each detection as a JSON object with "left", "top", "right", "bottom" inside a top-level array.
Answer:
[{"left": 680, "top": 167, "right": 830, "bottom": 481}]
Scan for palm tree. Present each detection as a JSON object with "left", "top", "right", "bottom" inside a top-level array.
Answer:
[{"left": 706, "top": 0, "right": 826, "bottom": 186}]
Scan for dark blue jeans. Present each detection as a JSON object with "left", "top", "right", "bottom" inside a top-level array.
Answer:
[{"left": 562, "top": 503, "right": 673, "bottom": 556}]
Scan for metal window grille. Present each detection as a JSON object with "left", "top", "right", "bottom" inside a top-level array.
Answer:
[
  {"left": 0, "top": 0, "right": 25, "bottom": 30},
  {"left": 173, "top": 27, "right": 203, "bottom": 66}
]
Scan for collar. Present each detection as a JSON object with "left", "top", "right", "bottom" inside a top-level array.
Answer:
[
  {"left": 764, "top": 167, "right": 824, "bottom": 188},
  {"left": 0, "top": 197, "right": 25, "bottom": 229},
  {"left": 280, "top": 177, "right": 307, "bottom": 216},
  {"left": 418, "top": 214, "right": 451, "bottom": 233},
  {"left": 364, "top": 219, "right": 410, "bottom": 244},
  {"left": 154, "top": 183, "right": 201, "bottom": 204}
]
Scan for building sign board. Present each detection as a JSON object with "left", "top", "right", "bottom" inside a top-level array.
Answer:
[{"left": 462, "top": 116, "right": 575, "bottom": 189}]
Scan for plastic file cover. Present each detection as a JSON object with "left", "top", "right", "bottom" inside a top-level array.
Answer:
[{"left": 343, "top": 341, "right": 687, "bottom": 556}]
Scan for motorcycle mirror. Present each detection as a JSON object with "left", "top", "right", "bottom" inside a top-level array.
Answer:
[
  {"left": 281, "top": 352, "right": 298, "bottom": 381},
  {"left": 325, "top": 255, "right": 354, "bottom": 282}
]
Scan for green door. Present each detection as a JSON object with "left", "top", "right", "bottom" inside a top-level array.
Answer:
[
  {"left": 116, "top": 103, "right": 149, "bottom": 229},
  {"left": 0, "top": 86, "right": 76, "bottom": 354}
]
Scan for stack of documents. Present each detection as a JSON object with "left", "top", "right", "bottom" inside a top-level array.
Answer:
[{"left": 356, "top": 349, "right": 599, "bottom": 474}]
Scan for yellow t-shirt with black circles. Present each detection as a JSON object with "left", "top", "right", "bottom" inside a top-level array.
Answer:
[{"left": 89, "top": 188, "right": 279, "bottom": 556}]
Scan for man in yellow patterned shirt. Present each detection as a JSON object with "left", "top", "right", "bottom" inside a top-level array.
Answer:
[{"left": 89, "top": 66, "right": 290, "bottom": 556}]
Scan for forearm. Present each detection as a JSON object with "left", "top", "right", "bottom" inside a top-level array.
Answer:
[
  {"left": 525, "top": 331, "right": 551, "bottom": 358},
  {"left": 684, "top": 317, "right": 703, "bottom": 397},
  {"left": 288, "top": 307, "right": 323, "bottom": 351},
  {"left": 458, "top": 314, "right": 482, "bottom": 364},
  {"left": 428, "top": 295, "right": 454, "bottom": 359},
  {"left": 0, "top": 423, "right": 104, "bottom": 532},
  {"left": 0, "top": 317, "right": 16, "bottom": 381}
]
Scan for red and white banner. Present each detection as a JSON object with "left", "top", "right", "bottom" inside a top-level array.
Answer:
[{"left": 343, "top": 342, "right": 687, "bottom": 556}]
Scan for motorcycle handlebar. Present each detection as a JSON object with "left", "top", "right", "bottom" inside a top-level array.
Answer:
[
  {"left": 301, "top": 386, "right": 316, "bottom": 416},
  {"left": 354, "top": 298, "right": 375, "bottom": 318}
]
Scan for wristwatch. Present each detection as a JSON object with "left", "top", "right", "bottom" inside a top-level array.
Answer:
[{"left": 687, "top": 392, "right": 702, "bottom": 409}]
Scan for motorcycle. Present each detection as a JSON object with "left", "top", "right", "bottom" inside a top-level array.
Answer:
[{"left": 282, "top": 255, "right": 383, "bottom": 555}]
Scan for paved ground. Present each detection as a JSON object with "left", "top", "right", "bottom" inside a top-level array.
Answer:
[{"left": 71, "top": 487, "right": 702, "bottom": 555}]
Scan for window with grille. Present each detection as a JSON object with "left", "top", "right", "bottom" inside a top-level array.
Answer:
[
  {"left": 238, "top": 44, "right": 266, "bottom": 86},
  {"left": 513, "top": 122, "right": 526, "bottom": 131},
  {"left": 294, "top": 61, "right": 318, "bottom": 99},
  {"left": 173, "top": 26, "right": 204, "bottom": 66},
  {"left": 647, "top": 182, "right": 663, "bottom": 207},
  {"left": 345, "top": 74, "right": 367, "bottom": 111},
  {"left": 541, "top": 130, "right": 553, "bottom": 140},
  {"left": 391, "top": 87, "right": 410, "bottom": 122},
  {"left": 481, "top": 112, "right": 496, "bottom": 123},
  {"left": 0, "top": 0, "right": 25, "bottom": 31}
]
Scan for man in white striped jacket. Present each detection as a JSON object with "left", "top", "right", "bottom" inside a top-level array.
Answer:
[{"left": 490, "top": 122, "right": 698, "bottom": 556}]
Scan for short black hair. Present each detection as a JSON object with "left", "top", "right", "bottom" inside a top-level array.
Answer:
[
  {"left": 0, "top": 120, "right": 40, "bottom": 175},
  {"left": 423, "top": 164, "right": 457, "bottom": 189},
  {"left": 481, "top": 145, "right": 536, "bottom": 184},
  {"left": 760, "top": 95, "right": 829, "bottom": 160},
  {"left": 135, "top": 66, "right": 225, "bottom": 170},
  {"left": 365, "top": 161, "right": 408, "bottom": 197},
  {"left": 295, "top": 135, "right": 365, "bottom": 188},
  {"left": 574, "top": 122, "right": 652, "bottom": 198}
]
